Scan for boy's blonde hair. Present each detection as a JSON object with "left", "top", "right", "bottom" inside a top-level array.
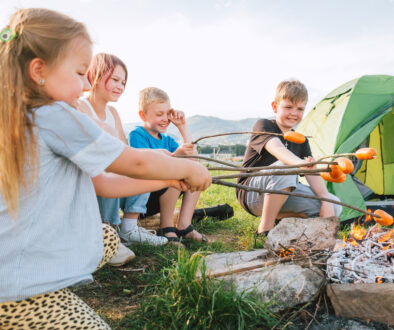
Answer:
[
  {"left": 274, "top": 80, "right": 308, "bottom": 104},
  {"left": 139, "top": 87, "right": 170, "bottom": 113},
  {"left": 0, "top": 8, "right": 91, "bottom": 215}
]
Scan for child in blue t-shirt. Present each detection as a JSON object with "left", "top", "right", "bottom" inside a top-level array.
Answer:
[{"left": 127, "top": 87, "right": 209, "bottom": 244}]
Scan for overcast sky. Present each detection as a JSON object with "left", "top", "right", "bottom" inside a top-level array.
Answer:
[{"left": 2, "top": 0, "right": 394, "bottom": 123}]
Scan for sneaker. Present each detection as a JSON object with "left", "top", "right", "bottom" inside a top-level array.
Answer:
[
  {"left": 107, "top": 243, "right": 136, "bottom": 267},
  {"left": 119, "top": 226, "right": 168, "bottom": 246}
]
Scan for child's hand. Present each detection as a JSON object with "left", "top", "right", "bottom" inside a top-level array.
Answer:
[
  {"left": 172, "top": 143, "right": 195, "bottom": 156},
  {"left": 168, "top": 109, "right": 186, "bottom": 127},
  {"left": 167, "top": 179, "right": 189, "bottom": 191},
  {"left": 184, "top": 162, "right": 212, "bottom": 192},
  {"left": 301, "top": 156, "right": 315, "bottom": 169},
  {"left": 319, "top": 201, "right": 335, "bottom": 217}
]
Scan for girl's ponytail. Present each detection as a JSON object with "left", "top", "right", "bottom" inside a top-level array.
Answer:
[
  {"left": 0, "top": 21, "right": 37, "bottom": 216},
  {"left": 0, "top": 8, "right": 91, "bottom": 216}
]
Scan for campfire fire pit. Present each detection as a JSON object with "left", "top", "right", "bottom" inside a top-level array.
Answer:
[
  {"left": 327, "top": 225, "right": 394, "bottom": 284},
  {"left": 325, "top": 223, "right": 394, "bottom": 326}
]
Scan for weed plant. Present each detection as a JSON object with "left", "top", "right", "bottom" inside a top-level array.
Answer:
[{"left": 119, "top": 249, "right": 282, "bottom": 329}]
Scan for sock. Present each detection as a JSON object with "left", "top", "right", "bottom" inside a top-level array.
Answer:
[{"left": 120, "top": 217, "right": 138, "bottom": 233}]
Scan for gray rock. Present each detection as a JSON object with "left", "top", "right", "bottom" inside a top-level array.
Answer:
[
  {"left": 220, "top": 263, "right": 325, "bottom": 310},
  {"left": 200, "top": 249, "right": 270, "bottom": 278},
  {"left": 327, "top": 283, "right": 394, "bottom": 326},
  {"left": 265, "top": 216, "right": 339, "bottom": 252}
]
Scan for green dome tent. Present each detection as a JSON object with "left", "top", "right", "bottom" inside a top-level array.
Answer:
[{"left": 297, "top": 75, "right": 394, "bottom": 221}]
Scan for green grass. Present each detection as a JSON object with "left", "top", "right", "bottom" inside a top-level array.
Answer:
[
  {"left": 116, "top": 249, "right": 281, "bottom": 330},
  {"left": 74, "top": 172, "right": 348, "bottom": 329}
]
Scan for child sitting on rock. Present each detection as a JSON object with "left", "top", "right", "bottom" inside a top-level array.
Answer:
[
  {"left": 236, "top": 80, "right": 342, "bottom": 235},
  {"left": 127, "top": 87, "right": 209, "bottom": 245}
]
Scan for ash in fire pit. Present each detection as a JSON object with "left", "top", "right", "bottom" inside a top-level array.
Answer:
[{"left": 327, "top": 224, "right": 394, "bottom": 284}]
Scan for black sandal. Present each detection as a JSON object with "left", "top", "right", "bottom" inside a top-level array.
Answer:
[
  {"left": 177, "top": 225, "right": 209, "bottom": 243},
  {"left": 157, "top": 227, "right": 182, "bottom": 244}
]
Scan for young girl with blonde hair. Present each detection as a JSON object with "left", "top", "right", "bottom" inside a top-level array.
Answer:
[
  {"left": 79, "top": 53, "right": 168, "bottom": 254},
  {"left": 0, "top": 8, "right": 210, "bottom": 329}
]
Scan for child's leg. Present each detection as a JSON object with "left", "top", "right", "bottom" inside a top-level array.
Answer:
[
  {"left": 159, "top": 187, "right": 180, "bottom": 238},
  {"left": 0, "top": 224, "right": 118, "bottom": 330},
  {"left": 97, "top": 196, "right": 121, "bottom": 226},
  {"left": 97, "top": 223, "right": 120, "bottom": 269},
  {"left": 122, "top": 193, "right": 150, "bottom": 231},
  {"left": 119, "top": 194, "right": 168, "bottom": 246},
  {"left": 280, "top": 183, "right": 342, "bottom": 217},
  {"left": 245, "top": 162, "right": 297, "bottom": 233},
  {"left": 100, "top": 223, "right": 135, "bottom": 268},
  {"left": 258, "top": 189, "right": 291, "bottom": 233},
  {"left": 177, "top": 191, "right": 199, "bottom": 227},
  {"left": 177, "top": 191, "right": 208, "bottom": 242},
  {"left": 0, "top": 289, "right": 111, "bottom": 329}
]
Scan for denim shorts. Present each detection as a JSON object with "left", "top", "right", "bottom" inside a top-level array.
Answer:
[{"left": 97, "top": 193, "right": 150, "bottom": 225}]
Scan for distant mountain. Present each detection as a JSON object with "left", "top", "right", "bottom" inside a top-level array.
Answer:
[{"left": 123, "top": 115, "right": 260, "bottom": 145}]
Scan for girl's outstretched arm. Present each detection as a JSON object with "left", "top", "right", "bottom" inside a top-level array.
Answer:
[
  {"left": 92, "top": 173, "right": 188, "bottom": 198},
  {"left": 106, "top": 147, "right": 211, "bottom": 192}
]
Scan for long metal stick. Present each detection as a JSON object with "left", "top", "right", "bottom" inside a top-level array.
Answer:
[{"left": 213, "top": 179, "right": 375, "bottom": 217}]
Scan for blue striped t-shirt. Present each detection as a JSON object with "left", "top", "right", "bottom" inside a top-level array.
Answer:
[{"left": 0, "top": 101, "right": 125, "bottom": 302}]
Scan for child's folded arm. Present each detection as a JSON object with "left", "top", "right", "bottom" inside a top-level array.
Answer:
[
  {"left": 105, "top": 146, "right": 211, "bottom": 191},
  {"left": 264, "top": 137, "right": 310, "bottom": 166},
  {"left": 91, "top": 172, "right": 187, "bottom": 198}
]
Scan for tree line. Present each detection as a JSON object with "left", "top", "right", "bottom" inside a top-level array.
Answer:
[{"left": 197, "top": 144, "right": 246, "bottom": 156}]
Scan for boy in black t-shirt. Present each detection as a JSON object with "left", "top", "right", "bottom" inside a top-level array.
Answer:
[{"left": 236, "top": 80, "right": 342, "bottom": 234}]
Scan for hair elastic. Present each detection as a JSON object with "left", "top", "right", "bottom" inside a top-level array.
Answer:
[{"left": 0, "top": 27, "right": 16, "bottom": 43}]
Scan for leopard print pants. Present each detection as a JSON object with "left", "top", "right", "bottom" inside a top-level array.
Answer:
[{"left": 0, "top": 224, "right": 119, "bottom": 329}]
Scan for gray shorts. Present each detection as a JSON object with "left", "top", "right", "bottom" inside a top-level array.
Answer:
[{"left": 245, "top": 161, "right": 342, "bottom": 217}]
